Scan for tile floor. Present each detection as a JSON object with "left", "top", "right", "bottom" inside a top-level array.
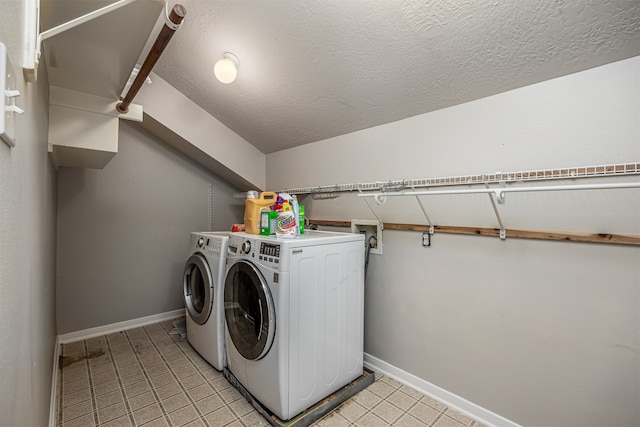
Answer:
[{"left": 56, "top": 318, "right": 487, "bottom": 427}]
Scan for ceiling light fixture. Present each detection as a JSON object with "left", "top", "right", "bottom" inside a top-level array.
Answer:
[{"left": 214, "top": 52, "right": 239, "bottom": 84}]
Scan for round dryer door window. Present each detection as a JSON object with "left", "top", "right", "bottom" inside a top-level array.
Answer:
[
  {"left": 224, "top": 260, "right": 275, "bottom": 361},
  {"left": 183, "top": 253, "right": 213, "bottom": 325}
]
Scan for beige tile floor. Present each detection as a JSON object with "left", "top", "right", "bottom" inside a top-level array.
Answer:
[{"left": 56, "top": 318, "right": 486, "bottom": 427}]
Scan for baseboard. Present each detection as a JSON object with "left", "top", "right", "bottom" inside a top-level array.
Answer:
[
  {"left": 50, "top": 309, "right": 186, "bottom": 426},
  {"left": 52, "top": 316, "right": 516, "bottom": 427},
  {"left": 48, "top": 336, "right": 60, "bottom": 427},
  {"left": 363, "top": 353, "right": 520, "bottom": 427},
  {"left": 57, "top": 309, "right": 185, "bottom": 344}
]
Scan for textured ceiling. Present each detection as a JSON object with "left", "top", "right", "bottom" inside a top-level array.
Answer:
[{"left": 146, "top": 0, "right": 640, "bottom": 154}]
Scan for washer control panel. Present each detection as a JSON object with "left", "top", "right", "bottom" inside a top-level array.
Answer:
[
  {"left": 259, "top": 242, "right": 281, "bottom": 265},
  {"left": 228, "top": 235, "right": 281, "bottom": 268}
]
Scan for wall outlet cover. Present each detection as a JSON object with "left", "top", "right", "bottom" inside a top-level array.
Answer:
[{"left": 1, "top": 43, "right": 20, "bottom": 147}]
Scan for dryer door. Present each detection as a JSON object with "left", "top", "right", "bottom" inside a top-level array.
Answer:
[
  {"left": 183, "top": 253, "right": 213, "bottom": 325},
  {"left": 224, "top": 260, "right": 275, "bottom": 361}
]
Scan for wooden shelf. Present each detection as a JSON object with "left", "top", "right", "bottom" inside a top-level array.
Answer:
[{"left": 309, "top": 219, "right": 640, "bottom": 246}]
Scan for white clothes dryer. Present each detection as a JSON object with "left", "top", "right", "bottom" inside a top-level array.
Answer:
[
  {"left": 183, "top": 231, "right": 229, "bottom": 370},
  {"left": 224, "top": 230, "right": 365, "bottom": 420}
]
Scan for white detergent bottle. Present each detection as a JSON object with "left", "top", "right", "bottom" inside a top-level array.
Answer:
[{"left": 291, "top": 195, "right": 300, "bottom": 236}]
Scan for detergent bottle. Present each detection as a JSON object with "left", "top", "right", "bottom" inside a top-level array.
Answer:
[
  {"left": 244, "top": 191, "right": 277, "bottom": 235},
  {"left": 275, "top": 201, "right": 296, "bottom": 238}
]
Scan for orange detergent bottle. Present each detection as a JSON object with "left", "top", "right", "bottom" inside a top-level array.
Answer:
[{"left": 244, "top": 191, "right": 277, "bottom": 235}]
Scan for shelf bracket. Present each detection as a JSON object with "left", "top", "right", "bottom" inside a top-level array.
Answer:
[
  {"left": 358, "top": 186, "right": 384, "bottom": 229},
  {"left": 483, "top": 176, "right": 506, "bottom": 240},
  {"left": 411, "top": 185, "right": 434, "bottom": 235},
  {"left": 23, "top": 0, "right": 161, "bottom": 82}
]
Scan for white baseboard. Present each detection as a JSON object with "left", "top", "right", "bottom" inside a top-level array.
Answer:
[
  {"left": 57, "top": 309, "right": 185, "bottom": 344},
  {"left": 48, "top": 336, "right": 60, "bottom": 427},
  {"left": 51, "top": 316, "right": 516, "bottom": 427},
  {"left": 363, "top": 353, "right": 520, "bottom": 427},
  {"left": 50, "top": 309, "right": 186, "bottom": 427}
]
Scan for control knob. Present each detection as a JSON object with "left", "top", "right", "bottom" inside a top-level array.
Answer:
[
  {"left": 197, "top": 237, "right": 205, "bottom": 247},
  {"left": 241, "top": 241, "right": 251, "bottom": 254}
]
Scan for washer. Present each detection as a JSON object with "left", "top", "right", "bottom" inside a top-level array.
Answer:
[
  {"left": 224, "top": 230, "right": 365, "bottom": 420},
  {"left": 183, "top": 231, "right": 229, "bottom": 371}
]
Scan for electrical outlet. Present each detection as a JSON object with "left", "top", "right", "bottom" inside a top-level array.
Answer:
[{"left": 422, "top": 232, "right": 431, "bottom": 247}]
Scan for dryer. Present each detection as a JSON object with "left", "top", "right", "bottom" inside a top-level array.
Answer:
[
  {"left": 183, "top": 231, "right": 229, "bottom": 370},
  {"left": 224, "top": 230, "right": 365, "bottom": 420}
]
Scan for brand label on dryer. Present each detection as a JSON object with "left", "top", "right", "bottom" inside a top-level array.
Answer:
[{"left": 292, "top": 249, "right": 303, "bottom": 255}]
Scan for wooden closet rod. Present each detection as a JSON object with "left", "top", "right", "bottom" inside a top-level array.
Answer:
[
  {"left": 309, "top": 219, "right": 640, "bottom": 246},
  {"left": 117, "top": 4, "right": 186, "bottom": 113}
]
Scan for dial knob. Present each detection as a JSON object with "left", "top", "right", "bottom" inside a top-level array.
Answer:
[
  {"left": 197, "top": 238, "right": 205, "bottom": 247},
  {"left": 241, "top": 241, "right": 251, "bottom": 254}
]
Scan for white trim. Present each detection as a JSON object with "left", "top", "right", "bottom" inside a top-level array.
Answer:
[
  {"left": 50, "top": 86, "right": 143, "bottom": 122},
  {"left": 364, "top": 353, "right": 521, "bottom": 427},
  {"left": 58, "top": 309, "right": 185, "bottom": 344},
  {"left": 50, "top": 310, "right": 185, "bottom": 426},
  {"left": 39, "top": 0, "right": 139, "bottom": 42},
  {"left": 48, "top": 336, "right": 60, "bottom": 427}
]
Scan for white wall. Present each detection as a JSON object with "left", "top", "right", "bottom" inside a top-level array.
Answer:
[
  {"left": 137, "top": 72, "right": 266, "bottom": 191},
  {"left": 266, "top": 57, "right": 640, "bottom": 427},
  {"left": 0, "top": 3, "right": 58, "bottom": 426},
  {"left": 56, "top": 121, "right": 243, "bottom": 334}
]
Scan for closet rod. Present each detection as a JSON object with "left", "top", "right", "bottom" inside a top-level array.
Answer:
[
  {"left": 117, "top": 4, "right": 186, "bottom": 113},
  {"left": 309, "top": 220, "right": 640, "bottom": 246},
  {"left": 359, "top": 181, "right": 640, "bottom": 200}
]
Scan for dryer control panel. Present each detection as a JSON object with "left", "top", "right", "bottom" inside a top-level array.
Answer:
[{"left": 191, "top": 233, "right": 224, "bottom": 256}]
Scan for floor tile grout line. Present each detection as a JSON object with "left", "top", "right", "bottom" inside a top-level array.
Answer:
[
  {"left": 159, "top": 320, "right": 255, "bottom": 427},
  {"left": 132, "top": 326, "right": 177, "bottom": 427},
  {"left": 156, "top": 323, "right": 243, "bottom": 426},
  {"left": 105, "top": 333, "right": 137, "bottom": 427},
  {"left": 126, "top": 326, "right": 171, "bottom": 427},
  {"left": 144, "top": 323, "right": 202, "bottom": 425},
  {"left": 368, "top": 385, "right": 411, "bottom": 424},
  {"left": 142, "top": 322, "right": 216, "bottom": 427},
  {"left": 58, "top": 320, "right": 486, "bottom": 427},
  {"left": 430, "top": 410, "right": 450, "bottom": 427},
  {"left": 391, "top": 397, "right": 422, "bottom": 426},
  {"left": 84, "top": 339, "right": 100, "bottom": 427}
]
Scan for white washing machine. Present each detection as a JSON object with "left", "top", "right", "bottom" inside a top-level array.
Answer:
[
  {"left": 183, "top": 231, "right": 229, "bottom": 371},
  {"left": 224, "top": 230, "right": 365, "bottom": 420}
]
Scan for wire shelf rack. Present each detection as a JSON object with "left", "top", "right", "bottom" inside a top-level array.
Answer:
[{"left": 282, "top": 162, "right": 640, "bottom": 195}]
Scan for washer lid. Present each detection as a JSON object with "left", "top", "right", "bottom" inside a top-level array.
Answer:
[
  {"left": 183, "top": 253, "right": 213, "bottom": 325},
  {"left": 224, "top": 260, "right": 275, "bottom": 361}
]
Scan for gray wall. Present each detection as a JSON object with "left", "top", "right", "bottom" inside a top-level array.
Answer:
[
  {"left": 56, "top": 121, "right": 243, "bottom": 334},
  {"left": 266, "top": 57, "right": 640, "bottom": 427},
  {"left": 0, "top": 2, "right": 58, "bottom": 425}
]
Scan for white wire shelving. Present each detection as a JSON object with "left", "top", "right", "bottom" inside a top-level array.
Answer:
[
  {"left": 282, "top": 162, "right": 640, "bottom": 195},
  {"left": 279, "top": 162, "right": 640, "bottom": 245}
]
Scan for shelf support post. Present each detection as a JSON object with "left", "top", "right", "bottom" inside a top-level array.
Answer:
[
  {"left": 483, "top": 176, "right": 506, "bottom": 240},
  {"left": 358, "top": 186, "right": 384, "bottom": 229},
  {"left": 411, "top": 185, "right": 434, "bottom": 235}
]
